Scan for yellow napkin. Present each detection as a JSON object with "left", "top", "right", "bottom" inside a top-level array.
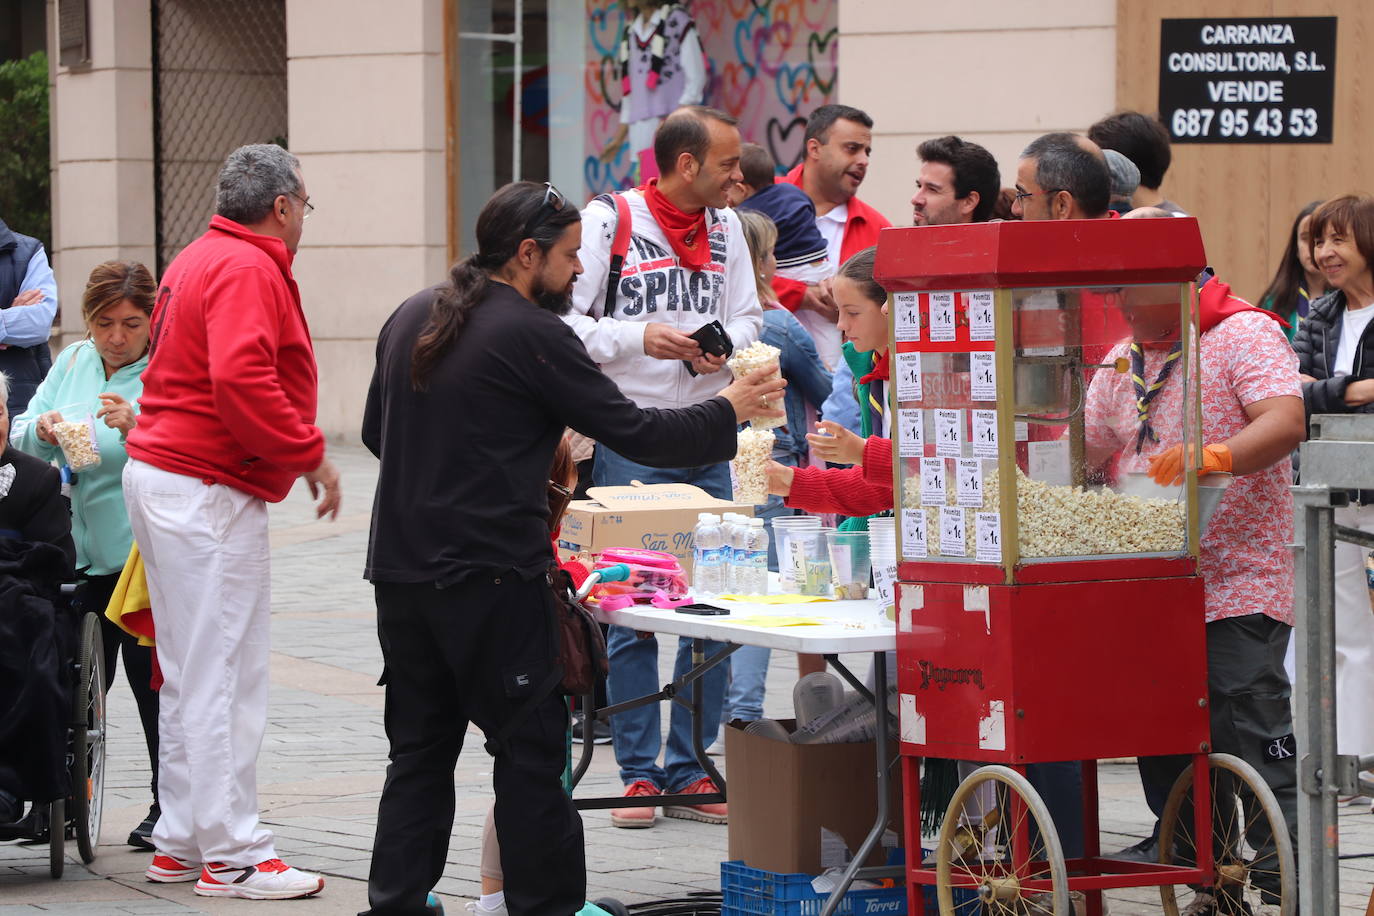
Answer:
[
  {"left": 717, "top": 593, "right": 833, "bottom": 604},
  {"left": 105, "top": 542, "right": 154, "bottom": 647},
  {"left": 727, "top": 615, "right": 826, "bottom": 628}
]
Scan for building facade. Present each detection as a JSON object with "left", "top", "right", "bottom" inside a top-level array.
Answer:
[{"left": 45, "top": 0, "right": 1368, "bottom": 438}]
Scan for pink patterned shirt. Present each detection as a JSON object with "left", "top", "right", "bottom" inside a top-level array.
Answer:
[{"left": 1085, "top": 310, "right": 1300, "bottom": 624}]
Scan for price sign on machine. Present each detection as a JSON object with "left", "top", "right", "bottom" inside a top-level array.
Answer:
[
  {"left": 920, "top": 457, "right": 946, "bottom": 505},
  {"left": 934, "top": 408, "right": 963, "bottom": 458},
  {"left": 929, "top": 292, "right": 956, "bottom": 342},
  {"left": 901, "top": 508, "right": 927, "bottom": 558},
  {"left": 975, "top": 512, "right": 1002, "bottom": 563},
  {"left": 939, "top": 506, "right": 965, "bottom": 556},
  {"left": 970, "top": 352, "right": 997, "bottom": 401},
  {"left": 955, "top": 458, "right": 984, "bottom": 507},
  {"left": 967, "top": 291, "right": 995, "bottom": 341},
  {"left": 895, "top": 352, "right": 923, "bottom": 401},
  {"left": 1159, "top": 17, "right": 1336, "bottom": 144},
  {"left": 893, "top": 292, "right": 920, "bottom": 342},
  {"left": 971, "top": 410, "right": 998, "bottom": 458},
  {"left": 897, "top": 409, "right": 924, "bottom": 458}
]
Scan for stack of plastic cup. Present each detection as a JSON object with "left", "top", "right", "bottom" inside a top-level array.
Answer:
[
  {"left": 771, "top": 515, "right": 823, "bottom": 593},
  {"left": 791, "top": 526, "right": 836, "bottom": 597},
  {"left": 867, "top": 517, "right": 898, "bottom": 621}
]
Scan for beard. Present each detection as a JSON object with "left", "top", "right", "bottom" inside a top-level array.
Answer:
[{"left": 530, "top": 277, "right": 574, "bottom": 315}]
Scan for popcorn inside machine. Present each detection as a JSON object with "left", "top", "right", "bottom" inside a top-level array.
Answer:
[{"left": 877, "top": 217, "right": 1222, "bottom": 911}]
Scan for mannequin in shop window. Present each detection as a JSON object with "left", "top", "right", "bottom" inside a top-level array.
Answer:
[{"left": 599, "top": 0, "right": 706, "bottom": 179}]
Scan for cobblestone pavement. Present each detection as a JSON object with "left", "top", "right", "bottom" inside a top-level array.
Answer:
[{"left": 2, "top": 443, "right": 1371, "bottom": 914}]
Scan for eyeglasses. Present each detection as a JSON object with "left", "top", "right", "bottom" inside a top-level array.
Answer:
[
  {"left": 522, "top": 182, "right": 567, "bottom": 239},
  {"left": 1013, "top": 188, "right": 1065, "bottom": 204},
  {"left": 290, "top": 191, "right": 315, "bottom": 220}
]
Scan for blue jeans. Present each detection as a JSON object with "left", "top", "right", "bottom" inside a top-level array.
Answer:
[
  {"left": 593, "top": 445, "right": 731, "bottom": 789},
  {"left": 725, "top": 645, "right": 771, "bottom": 723}
]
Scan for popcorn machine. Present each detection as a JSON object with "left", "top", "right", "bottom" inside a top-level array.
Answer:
[{"left": 877, "top": 218, "right": 1236, "bottom": 914}]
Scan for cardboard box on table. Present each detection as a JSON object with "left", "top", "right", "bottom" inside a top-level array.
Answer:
[
  {"left": 556, "top": 483, "right": 753, "bottom": 575},
  {"left": 724, "top": 720, "right": 902, "bottom": 875}
]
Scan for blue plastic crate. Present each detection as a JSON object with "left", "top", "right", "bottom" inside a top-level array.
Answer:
[{"left": 720, "top": 861, "right": 906, "bottom": 916}]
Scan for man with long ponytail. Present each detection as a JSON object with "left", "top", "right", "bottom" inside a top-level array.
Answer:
[{"left": 360, "top": 181, "right": 783, "bottom": 916}]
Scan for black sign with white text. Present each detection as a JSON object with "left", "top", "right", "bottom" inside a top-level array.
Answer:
[{"left": 1158, "top": 17, "right": 1336, "bottom": 144}]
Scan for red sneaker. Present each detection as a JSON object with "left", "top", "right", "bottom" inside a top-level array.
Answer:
[
  {"left": 610, "top": 779, "right": 661, "bottom": 829},
  {"left": 146, "top": 851, "right": 201, "bottom": 883},
  {"left": 663, "top": 776, "right": 727, "bottom": 824}
]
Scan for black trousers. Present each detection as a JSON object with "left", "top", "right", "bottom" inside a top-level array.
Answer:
[
  {"left": 77, "top": 572, "right": 160, "bottom": 802},
  {"left": 362, "top": 576, "right": 584, "bottom": 916},
  {"left": 1136, "top": 614, "right": 1298, "bottom": 899}
]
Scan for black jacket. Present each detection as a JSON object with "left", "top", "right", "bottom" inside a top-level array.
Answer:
[
  {"left": 0, "top": 447, "right": 76, "bottom": 574},
  {"left": 362, "top": 282, "right": 738, "bottom": 587},
  {"left": 1293, "top": 289, "right": 1374, "bottom": 418}
]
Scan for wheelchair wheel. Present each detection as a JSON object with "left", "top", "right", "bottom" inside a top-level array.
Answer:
[
  {"left": 48, "top": 797, "right": 64, "bottom": 878},
  {"left": 71, "top": 612, "right": 106, "bottom": 864}
]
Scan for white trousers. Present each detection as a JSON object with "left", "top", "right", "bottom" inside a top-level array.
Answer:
[
  {"left": 123, "top": 459, "right": 276, "bottom": 865},
  {"left": 1286, "top": 503, "right": 1374, "bottom": 758}
]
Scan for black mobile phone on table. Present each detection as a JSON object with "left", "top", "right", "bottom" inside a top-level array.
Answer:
[
  {"left": 684, "top": 321, "right": 733, "bottom": 377},
  {"left": 675, "top": 603, "right": 730, "bottom": 615}
]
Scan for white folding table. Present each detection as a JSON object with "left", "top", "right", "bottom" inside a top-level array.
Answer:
[{"left": 571, "top": 592, "right": 898, "bottom": 916}]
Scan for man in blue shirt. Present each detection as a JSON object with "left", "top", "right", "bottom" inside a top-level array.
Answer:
[{"left": 0, "top": 219, "right": 58, "bottom": 414}]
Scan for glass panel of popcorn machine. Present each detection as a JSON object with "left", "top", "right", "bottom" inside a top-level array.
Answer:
[{"left": 1010, "top": 282, "right": 1200, "bottom": 561}]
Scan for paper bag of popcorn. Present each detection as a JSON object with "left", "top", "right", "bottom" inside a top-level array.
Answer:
[
  {"left": 732, "top": 428, "right": 775, "bottom": 504},
  {"left": 52, "top": 404, "right": 102, "bottom": 472},
  {"left": 726, "top": 341, "right": 785, "bottom": 430}
]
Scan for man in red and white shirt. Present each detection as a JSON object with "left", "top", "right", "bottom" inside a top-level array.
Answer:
[
  {"left": 1085, "top": 213, "right": 1305, "bottom": 903},
  {"left": 124, "top": 144, "right": 339, "bottom": 900}
]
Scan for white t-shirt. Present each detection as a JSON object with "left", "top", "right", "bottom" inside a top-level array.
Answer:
[
  {"left": 1333, "top": 304, "right": 1374, "bottom": 377},
  {"left": 797, "top": 203, "right": 849, "bottom": 369}
]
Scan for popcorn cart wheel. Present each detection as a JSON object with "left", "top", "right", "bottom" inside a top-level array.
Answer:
[
  {"left": 933, "top": 765, "right": 1068, "bottom": 914},
  {"left": 930, "top": 753, "right": 1296, "bottom": 915}
]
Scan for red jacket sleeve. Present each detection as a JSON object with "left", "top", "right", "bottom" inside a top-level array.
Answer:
[
  {"left": 771, "top": 275, "right": 806, "bottom": 312},
  {"left": 784, "top": 464, "right": 893, "bottom": 516},
  {"left": 860, "top": 436, "right": 894, "bottom": 489}
]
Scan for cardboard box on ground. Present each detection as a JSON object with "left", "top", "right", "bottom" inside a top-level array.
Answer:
[
  {"left": 557, "top": 483, "right": 754, "bottom": 576},
  {"left": 725, "top": 720, "right": 903, "bottom": 875}
]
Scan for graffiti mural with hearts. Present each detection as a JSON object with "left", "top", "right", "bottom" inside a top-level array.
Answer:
[{"left": 584, "top": 0, "right": 838, "bottom": 197}]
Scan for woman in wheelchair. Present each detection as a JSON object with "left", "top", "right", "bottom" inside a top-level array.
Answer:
[
  {"left": 0, "top": 367, "right": 77, "bottom": 824},
  {"left": 10, "top": 260, "right": 158, "bottom": 846}
]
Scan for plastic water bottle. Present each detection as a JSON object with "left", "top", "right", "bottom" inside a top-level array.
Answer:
[
  {"left": 721, "top": 513, "right": 741, "bottom": 593},
  {"left": 743, "top": 518, "right": 769, "bottom": 595},
  {"left": 692, "top": 513, "right": 726, "bottom": 596}
]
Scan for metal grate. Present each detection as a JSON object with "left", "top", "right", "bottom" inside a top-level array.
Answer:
[{"left": 151, "top": 0, "right": 287, "bottom": 274}]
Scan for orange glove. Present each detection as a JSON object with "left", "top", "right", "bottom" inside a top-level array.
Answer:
[{"left": 1147, "top": 443, "right": 1232, "bottom": 486}]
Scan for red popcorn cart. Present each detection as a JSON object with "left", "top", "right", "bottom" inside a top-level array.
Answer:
[{"left": 876, "top": 218, "right": 1295, "bottom": 915}]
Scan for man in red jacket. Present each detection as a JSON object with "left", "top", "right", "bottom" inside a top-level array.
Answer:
[
  {"left": 773, "top": 104, "right": 892, "bottom": 367},
  {"left": 123, "top": 143, "right": 340, "bottom": 901}
]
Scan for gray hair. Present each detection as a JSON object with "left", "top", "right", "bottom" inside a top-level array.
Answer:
[
  {"left": 0, "top": 371, "right": 9, "bottom": 412},
  {"left": 1020, "top": 132, "right": 1110, "bottom": 218},
  {"left": 215, "top": 144, "right": 302, "bottom": 225}
]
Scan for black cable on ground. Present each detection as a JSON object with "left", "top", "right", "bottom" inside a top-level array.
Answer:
[{"left": 623, "top": 891, "right": 723, "bottom": 916}]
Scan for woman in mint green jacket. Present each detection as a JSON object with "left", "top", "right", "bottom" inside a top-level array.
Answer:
[{"left": 11, "top": 260, "right": 159, "bottom": 849}]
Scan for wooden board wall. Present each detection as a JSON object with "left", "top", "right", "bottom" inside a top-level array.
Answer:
[{"left": 1117, "top": 0, "right": 1372, "bottom": 304}]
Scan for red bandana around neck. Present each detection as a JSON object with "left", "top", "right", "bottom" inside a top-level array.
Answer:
[
  {"left": 1199, "top": 275, "right": 1289, "bottom": 334},
  {"left": 858, "top": 349, "right": 891, "bottom": 385},
  {"left": 641, "top": 179, "right": 711, "bottom": 272}
]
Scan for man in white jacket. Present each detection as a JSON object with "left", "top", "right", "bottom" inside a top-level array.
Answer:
[{"left": 565, "top": 106, "right": 762, "bottom": 829}]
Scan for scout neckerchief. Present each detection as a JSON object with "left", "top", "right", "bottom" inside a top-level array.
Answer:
[
  {"left": 859, "top": 350, "right": 890, "bottom": 435},
  {"left": 1130, "top": 340, "right": 1182, "bottom": 454}
]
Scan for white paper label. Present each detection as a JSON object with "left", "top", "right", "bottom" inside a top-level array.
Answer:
[
  {"left": 897, "top": 409, "right": 924, "bottom": 458},
  {"left": 956, "top": 457, "right": 984, "bottom": 507},
  {"left": 920, "top": 457, "right": 946, "bottom": 506},
  {"left": 1028, "top": 439, "right": 1073, "bottom": 487},
  {"left": 929, "top": 292, "right": 956, "bottom": 342},
  {"left": 895, "top": 351, "right": 923, "bottom": 401},
  {"left": 1015, "top": 420, "right": 1029, "bottom": 442},
  {"left": 970, "top": 351, "right": 997, "bottom": 401},
  {"left": 789, "top": 539, "right": 808, "bottom": 584},
  {"left": 893, "top": 292, "right": 920, "bottom": 342},
  {"left": 975, "top": 511, "right": 1003, "bottom": 563},
  {"left": 939, "top": 506, "right": 966, "bottom": 556},
  {"left": 873, "top": 562, "right": 897, "bottom": 611},
  {"left": 934, "top": 408, "right": 963, "bottom": 458},
  {"left": 972, "top": 409, "right": 999, "bottom": 458},
  {"left": 968, "top": 290, "right": 996, "bottom": 341},
  {"left": 901, "top": 507, "right": 927, "bottom": 558}
]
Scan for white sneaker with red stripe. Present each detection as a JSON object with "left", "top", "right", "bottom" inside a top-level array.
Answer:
[
  {"left": 146, "top": 852, "right": 201, "bottom": 883},
  {"left": 194, "top": 858, "right": 325, "bottom": 899}
]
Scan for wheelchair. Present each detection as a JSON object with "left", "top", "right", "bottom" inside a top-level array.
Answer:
[{"left": 0, "top": 584, "right": 108, "bottom": 878}]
